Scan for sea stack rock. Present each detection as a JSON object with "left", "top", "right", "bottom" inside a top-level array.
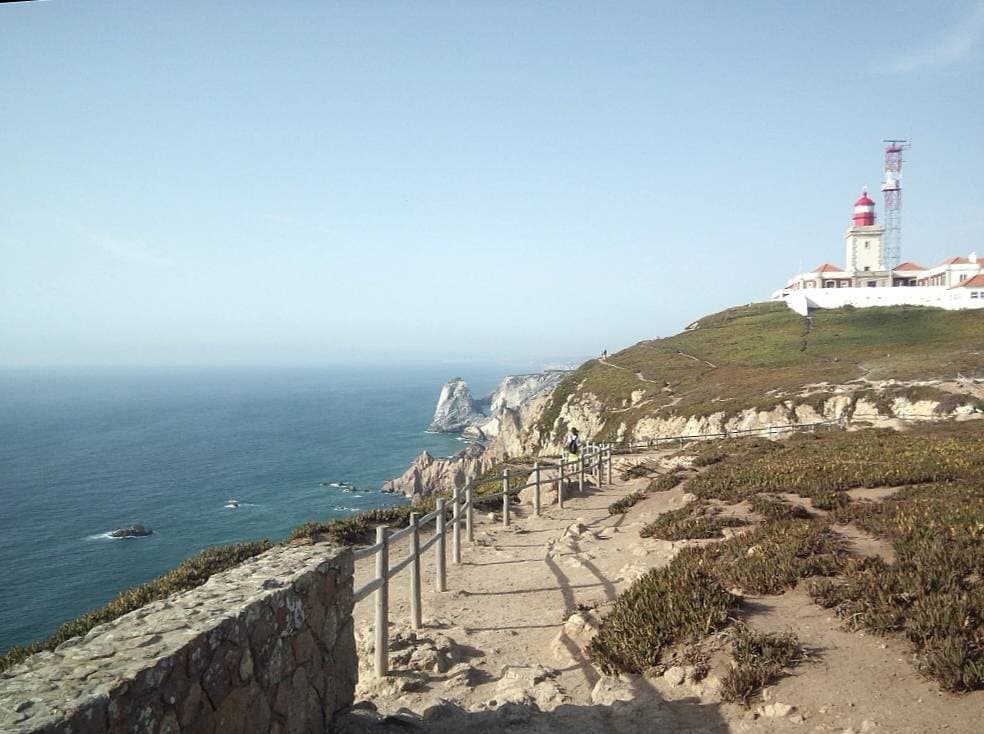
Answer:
[
  {"left": 428, "top": 378, "right": 486, "bottom": 433},
  {"left": 109, "top": 523, "right": 153, "bottom": 538},
  {"left": 380, "top": 444, "right": 488, "bottom": 498}
]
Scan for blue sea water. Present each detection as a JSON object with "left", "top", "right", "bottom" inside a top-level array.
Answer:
[{"left": 0, "top": 366, "right": 509, "bottom": 654}]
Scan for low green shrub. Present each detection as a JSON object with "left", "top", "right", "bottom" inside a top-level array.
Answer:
[
  {"left": 804, "top": 481, "right": 984, "bottom": 691},
  {"left": 692, "top": 451, "right": 726, "bottom": 467},
  {"left": 749, "top": 495, "right": 812, "bottom": 521},
  {"left": 647, "top": 473, "right": 686, "bottom": 492},
  {"left": 812, "top": 490, "right": 851, "bottom": 511},
  {"left": 588, "top": 564, "right": 739, "bottom": 674},
  {"left": 609, "top": 491, "right": 645, "bottom": 515},
  {"left": 640, "top": 502, "right": 747, "bottom": 541},
  {"left": 699, "top": 519, "right": 846, "bottom": 595},
  {"left": 721, "top": 624, "right": 805, "bottom": 706}
]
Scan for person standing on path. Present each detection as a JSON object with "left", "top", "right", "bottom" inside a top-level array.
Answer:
[{"left": 563, "top": 427, "right": 581, "bottom": 490}]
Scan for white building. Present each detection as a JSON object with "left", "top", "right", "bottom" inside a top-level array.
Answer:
[{"left": 773, "top": 189, "right": 984, "bottom": 314}]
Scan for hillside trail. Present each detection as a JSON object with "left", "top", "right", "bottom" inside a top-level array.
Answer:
[{"left": 346, "top": 453, "right": 982, "bottom": 734}]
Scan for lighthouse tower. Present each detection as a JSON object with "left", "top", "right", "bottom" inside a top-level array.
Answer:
[{"left": 845, "top": 188, "right": 887, "bottom": 284}]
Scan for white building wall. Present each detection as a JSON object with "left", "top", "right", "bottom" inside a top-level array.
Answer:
[{"left": 780, "top": 286, "right": 984, "bottom": 315}]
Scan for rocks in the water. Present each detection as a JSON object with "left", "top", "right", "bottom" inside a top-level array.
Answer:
[
  {"left": 379, "top": 444, "right": 489, "bottom": 498},
  {"left": 109, "top": 523, "right": 152, "bottom": 538},
  {"left": 428, "top": 378, "right": 486, "bottom": 433},
  {"left": 427, "top": 371, "right": 570, "bottom": 435}
]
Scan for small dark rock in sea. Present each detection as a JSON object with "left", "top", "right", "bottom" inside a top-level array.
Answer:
[{"left": 110, "top": 523, "right": 153, "bottom": 538}]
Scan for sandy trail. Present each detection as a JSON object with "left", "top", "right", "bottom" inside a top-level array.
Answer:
[{"left": 345, "top": 453, "right": 982, "bottom": 733}]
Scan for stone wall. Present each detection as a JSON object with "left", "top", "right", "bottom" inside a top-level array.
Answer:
[{"left": 0, "top": 543, "right": 356, "bottom": 733}]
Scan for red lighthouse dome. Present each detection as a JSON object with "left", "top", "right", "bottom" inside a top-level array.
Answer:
[{"left": 852, "top": 189, "right": 876, "bottom": 227}]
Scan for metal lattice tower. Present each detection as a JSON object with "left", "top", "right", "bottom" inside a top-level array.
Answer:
[{"left": 881, "top": 139, "right": 910, "bottom": 269}]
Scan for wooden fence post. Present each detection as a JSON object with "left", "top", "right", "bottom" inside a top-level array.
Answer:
[
  {"left": 374, "top": 525, "right": 389, "bottom": 677},
  {"left": 578, "top": 451, "right": 585, "bottom": 493},
  {"left": 465, "top": 485, "right": 473, "bottom": 543},
  {"left": 435, "top": 498, "right": 446, "bottom": 593},
  {"left": 559, "top": 458, "right": 566, "bottom": 508},
  {"left": 607, "top": 445, "right": 613, "bottom": 485},
  {"left": 452, "top": 484, "right": 461, "bottom": 565},
  {"left": 502, "top": 468, "right": 510, "bottom": 527},
  {"left": 409, "top": 513, "right": 421, "bottom": 630},
  {"left": 533, "top": 461, "right": 541, "bottom": 517}
]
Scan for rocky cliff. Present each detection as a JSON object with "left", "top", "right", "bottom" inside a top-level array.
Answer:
[
  {"left": 386, "top": 370, "right": 570, "bottom": 497},
  {"left": 380, "top": 444, "right": 490, "bottom": 500},
  {"left": 529, "top": 377, "right": 984, "bottom": 455},
  {"left": 391, "top": 303, "right": 984, "bottom": 497},
  {"left": 427, "top": 371, "right": 569, "bottom": 437},
  {"left": 427, "top": 378, "right": 486, "bottom": 433}
]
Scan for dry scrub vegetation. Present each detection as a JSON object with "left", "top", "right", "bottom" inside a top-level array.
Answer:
[{"left": 589, "top": 422, "right": 984, "bottom": 697}]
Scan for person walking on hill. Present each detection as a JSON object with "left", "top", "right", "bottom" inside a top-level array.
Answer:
[{"left": 564, "top": 427, "right": 581, "bottom": 459}]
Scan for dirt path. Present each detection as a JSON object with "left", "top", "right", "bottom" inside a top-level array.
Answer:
[{"left": 344, "top": 455, "right": 982, "bottom": 733}]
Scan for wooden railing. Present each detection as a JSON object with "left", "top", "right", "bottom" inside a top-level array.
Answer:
[
  {"left": 353, "top": 420, "right": 837, "bottom": 676},
  {"left": 352, "top": 443, "right": 612, "bottom": 676}
]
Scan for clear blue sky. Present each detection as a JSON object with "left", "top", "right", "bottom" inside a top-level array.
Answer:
[{"left": 2, "top": 1, "right": 982, "bottom": 367}]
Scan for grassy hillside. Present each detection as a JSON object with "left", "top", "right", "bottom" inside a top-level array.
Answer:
[{"left": 539, "top": 302, "right": 984, "bottom": 440}]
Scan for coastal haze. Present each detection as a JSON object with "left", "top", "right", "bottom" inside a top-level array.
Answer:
[
  {"left": 2, "top": 3, "right": 984, "bottom": 368},
  {"left": 0, "top": 365, "right": 517, "bottom": 653}
]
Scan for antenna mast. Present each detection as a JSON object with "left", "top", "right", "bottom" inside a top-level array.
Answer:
[{"left": 881, "top": 139, "right": 910, "bottom": 269}]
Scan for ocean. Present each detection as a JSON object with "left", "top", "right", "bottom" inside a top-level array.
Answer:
[{"left": 0, "top": 365, "right": 512, "bottom": 655}]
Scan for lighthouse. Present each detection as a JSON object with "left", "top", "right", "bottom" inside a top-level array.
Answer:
[{"left": 845, "top": 188, "right": 887, "bottom": 283}]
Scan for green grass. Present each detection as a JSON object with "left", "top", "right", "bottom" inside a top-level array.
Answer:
[
  {"left": 688, "top": 424, "right": 984, "bottom": 503},
  {"left": 0, "top": 540, "right": 271, "bottom": 674},
  {"left": 533, "top": 303, "right": 984, "bottom": 444}
]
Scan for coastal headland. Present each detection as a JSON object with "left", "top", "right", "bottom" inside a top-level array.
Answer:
[{"left": 2, "top": 302, "right": 982, "bottom": 732}]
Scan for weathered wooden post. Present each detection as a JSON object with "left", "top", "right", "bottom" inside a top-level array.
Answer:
[
  {"left": 607, "top": 445, "right": 613, "bottom": 485},
  {"left": 502, "top": 468, "right": 510, "bottom": 527},
  {"left": 595, "top": 444, "right": 602, "bottom": 485},
  {"left": 558, "top": 458, "right": 566, "bottom": 508},
  {"left": 452, "top": 484, "right": 461, "bottom": 565},
  {"left": 374, "top": 525, "right": 389, "bottom": 677},
  {"left": 578, "top": 451, "right": 585, "bottom": 493},
  {"left": 435, "top": 498, "right": 446, "bottom": 592},
  {"left": 409, "top": 512, "right": 421, "bottom": 630},
  {"left": 465, "top": 485, "right": 474, "bottom": 543},
  {"left": 532, "top": 461, "right": 541, "bottom": 517}
]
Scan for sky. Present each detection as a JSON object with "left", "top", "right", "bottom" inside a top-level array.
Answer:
[{"left": 1, "top": 1, "right": 982, "bottom": 368}]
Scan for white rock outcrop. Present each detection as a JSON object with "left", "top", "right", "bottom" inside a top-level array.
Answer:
[{"left": 428, "top": 378, "right": 486, "bottom": 433}]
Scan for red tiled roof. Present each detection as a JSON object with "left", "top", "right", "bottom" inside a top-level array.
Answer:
[
  {"left": 893, "top": 261, "right": 926, "bottom": 271},
  {"left": 939, "top": 256, "right": 971, "bottom": 265},
  {"left": 813, "top": 263, "right": 845, "bottom": 273},
  {"left": 953, "top": 274, "right": 984, "bottom": 288}
]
